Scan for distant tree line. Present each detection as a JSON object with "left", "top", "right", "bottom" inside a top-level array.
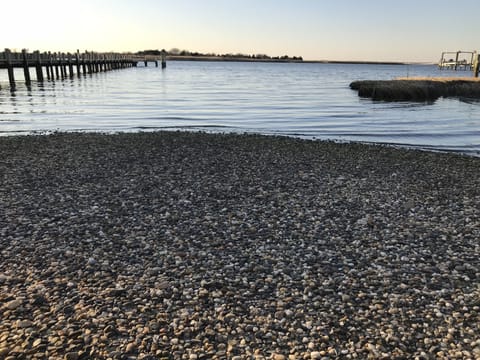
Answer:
[
  {"left": 136, "top": 49, "right": 167, "bottom": 56},
  {"left": 136, "top": 49, "right": 303, "bottom": 61}
]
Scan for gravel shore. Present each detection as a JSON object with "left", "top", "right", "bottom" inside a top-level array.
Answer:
[{"left": 0, "top": 132, "right": 479, "bottom": 359}]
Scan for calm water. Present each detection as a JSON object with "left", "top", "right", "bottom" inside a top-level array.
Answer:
[{"left": 1, "top": 61, "right": 480, "bottom": 155}]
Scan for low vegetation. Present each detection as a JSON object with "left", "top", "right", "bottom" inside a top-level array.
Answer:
[{"left": 350, "top": 78, "right": 480, "bottom": 102}]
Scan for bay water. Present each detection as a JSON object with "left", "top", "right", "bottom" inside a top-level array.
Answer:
[{"left": 1, "top": 61, "right": 479, "bottom": 155}]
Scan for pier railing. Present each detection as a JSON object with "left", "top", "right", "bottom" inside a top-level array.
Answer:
[{"left": 0, "top": 49, "right": 166, "bottom": 88}]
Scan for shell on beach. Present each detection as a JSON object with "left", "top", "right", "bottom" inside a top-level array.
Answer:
[{"left": 0, "top": 131, "right": 479, "bottom": 359}]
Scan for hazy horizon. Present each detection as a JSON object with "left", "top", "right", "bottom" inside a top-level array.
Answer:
[{"left": 3, "top": 0, "right": 480, "bottom": 63}]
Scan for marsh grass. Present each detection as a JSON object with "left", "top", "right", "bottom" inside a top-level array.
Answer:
[{"left": 350, "top": 78, "right": 480, "bottom": 102}]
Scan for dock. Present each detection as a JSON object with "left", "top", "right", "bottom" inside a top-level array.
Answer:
[{"left": 0, "top": 49, "right": 166, "bottom": 88}]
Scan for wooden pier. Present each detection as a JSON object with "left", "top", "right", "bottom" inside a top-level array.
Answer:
[{"left": 0, "top": 49, "right": 166, "bottom": 88}]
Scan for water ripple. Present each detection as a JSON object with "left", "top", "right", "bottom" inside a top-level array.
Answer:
[{"left": 1, "top": 62, "right": 480, "bottom": 154}]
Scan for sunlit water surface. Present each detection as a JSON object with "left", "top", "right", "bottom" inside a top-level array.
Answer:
[{"left": 1, "top": 61, "right": 479, "bottom": 155}]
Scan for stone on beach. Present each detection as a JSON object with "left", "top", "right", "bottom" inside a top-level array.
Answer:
[
  {"left": 0, "top": 131, "right": 479, "bottom": 359},
  {"left": 4, "top": 299, "right": 23, "bottom": 310}
]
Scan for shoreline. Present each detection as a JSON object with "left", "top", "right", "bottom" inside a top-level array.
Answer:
[
  {"left": 2, "top": 129, "right": 479, "bottom": 159},
  {"left": 166, "top": 55, "right": 408, "bottom": 66},
  {"left": 0, "top": 131, "right": 479, "bottom": 359}
]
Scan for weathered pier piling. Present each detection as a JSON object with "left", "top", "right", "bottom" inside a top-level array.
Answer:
[{"left": 0, "top": 49, "right": 165, "bottom": 88}]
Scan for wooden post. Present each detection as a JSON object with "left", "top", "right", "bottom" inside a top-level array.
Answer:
[
  {"left": 82, "top": 52, "right": 87, "bottom": 74},
  {"left": 104, "top": 53, "right": 109, "bottom": 71},
  {"left": 474, "top": 53, "right": 480, "bottom": 78},
  {"left": 34, "top": 51, "right": 44, "bottom": 82},
  {"left": 454, "top": 51, "right": 460, "bottom": 71},
  {"left": 47, "top": 52, "right": 53, "bottom": 80},
  {"left": 44, "top": 52, "right": 50, "bottom": 80},
  {"left": 60, "top": 53, "right": 66, "bottom": 78},
  {"left": 161, "top": 50, "right": 166, "bottom": 69},
  {"left": 95, "top": 53, "right": 100, "bottom": 72},
  {"left": 75, "top": 50, "right": 81, "bottom": 75},
  {"left": 63, "top": 53, "right": 68, "bottom": 77},
  {"left": 22, "top": 49, "right": 31, "bottom": 86},
  {"left": 50, "top": 52, "right": 55, "bottom": 79},
  {"left": 96, "top": 53, "right": 99, "bottom": 72},
  {"left": 58, "top": 53, "right": 66, "bottom": 79},
  {"left": 91, "top": 53, "right": 96, "bottom": 72},
  {"left": 54, "top": 52, "right": 60, "bottom": 79},
  {"left": 5, "top": 48, "right": 15, "bottom": 87},
  {"left": 67, "top": 53, "right": 74, "bottom": 77},
  {"left": 438, "top": 52, "right": 444, "bottom": 69},
  {"left": 45, "top": 51, "right": 53, "bottom": 80},
  {"left": 87, "top": 52, "right": 93, "bottom": 74},
  {"left": 84, "top": 51, "right": 89, "bottom": 73}
]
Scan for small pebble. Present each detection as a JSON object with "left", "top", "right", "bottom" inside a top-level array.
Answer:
[{"left": 0, "top": 132, "right": 478, "bottom": 359}]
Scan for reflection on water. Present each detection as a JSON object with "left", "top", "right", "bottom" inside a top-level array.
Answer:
[
  {"left": 0, "top": 62, "right": 480, "bottom": 155},
  {"left": 458, "top": 97, "right": 480, "bottom": 105}
]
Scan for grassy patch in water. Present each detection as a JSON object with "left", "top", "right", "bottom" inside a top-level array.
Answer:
[{"left": 350, "top": 78, "right": 480, "bottom": 102}]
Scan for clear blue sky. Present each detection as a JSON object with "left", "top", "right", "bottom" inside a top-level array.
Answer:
[{"left": 3, "top": 0, "right": 479, "bottom": 62}]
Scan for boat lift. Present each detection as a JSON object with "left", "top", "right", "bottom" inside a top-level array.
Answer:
[{"left": 438, "top": 50, "right": 480, "bottom": 77}]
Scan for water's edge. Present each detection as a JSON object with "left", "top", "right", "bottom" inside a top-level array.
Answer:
[{"left": 1, "top": 61, "right": 479, "bottom": 156}]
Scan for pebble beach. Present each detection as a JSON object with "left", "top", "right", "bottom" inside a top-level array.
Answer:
[{"left": 0, "top": 131, "right": 479, "bottom": 359}]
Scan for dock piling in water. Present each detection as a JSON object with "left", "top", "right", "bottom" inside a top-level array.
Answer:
[
  {"left": 474, "top": 53, "right": 480, "bottom": 78},
  {"left": 35, "top": 51, "right": 44, "bottom": 82},
  {"left": 5, "top": 49, "right": 15, "bottom": 87},
  {"left": 22, "top": 49, "right": 31, "bottom": 86},
  {"left": 161, "top": 50, "right": 167, "bottom": 69}
]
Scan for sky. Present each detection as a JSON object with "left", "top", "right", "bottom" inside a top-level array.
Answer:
[{"left": 2, "top": 0, "right": 479, "bottom": 63}]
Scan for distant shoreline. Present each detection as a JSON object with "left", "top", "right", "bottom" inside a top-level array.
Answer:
[
  {"left": 304, "top": 60, "right": 408, "bottom": 66},
  {"left": 166, "top": 55, "right": 303, "bottom": 63},
  {"left": 166, "top": 55, "right": 409, "bottom": 66}
]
